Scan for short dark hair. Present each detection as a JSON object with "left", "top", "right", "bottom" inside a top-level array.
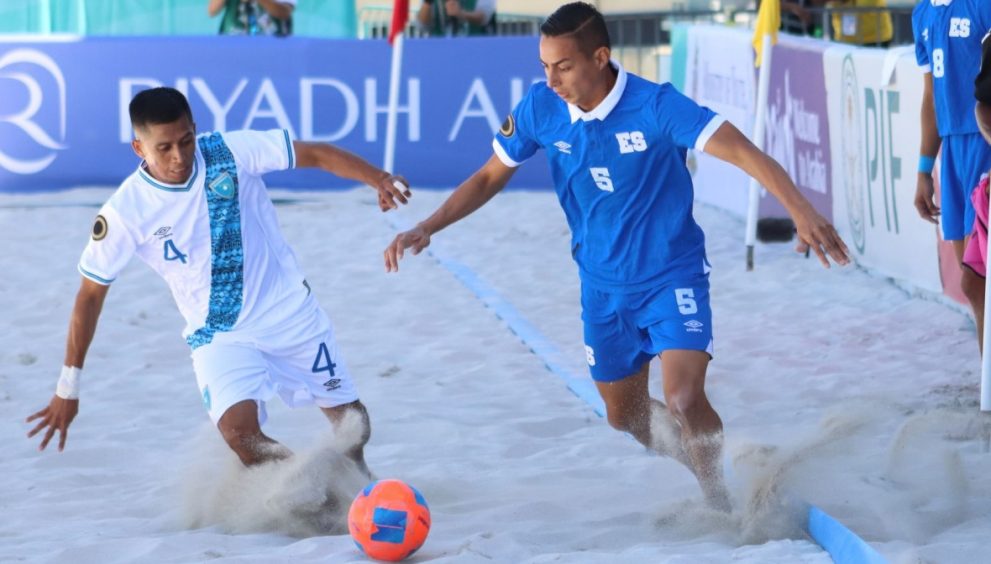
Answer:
[
  {"left": 540, "top": 2, "right": 610, "bottom": 56},
  {"left": 129, "top": 87, "right": 193, "bottom": 130}
]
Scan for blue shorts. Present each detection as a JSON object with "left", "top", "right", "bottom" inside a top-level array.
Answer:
[
  {"left": 581, "top": 276, "right": 714, "bottom": 383},
  {"left": 940, "top": 133, "right": 991, "bottom": 241}
]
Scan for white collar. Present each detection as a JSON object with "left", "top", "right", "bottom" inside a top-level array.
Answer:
[
  {"left": 567, "top": 60, "right": 627, "bottom": 124},
  {"left": 138, "top": 159, "right": 199, "bottom": 192}
]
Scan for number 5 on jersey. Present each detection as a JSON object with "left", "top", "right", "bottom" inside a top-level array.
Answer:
[{"left": 590, "top": 167, "right": 614, "bottom": 192}]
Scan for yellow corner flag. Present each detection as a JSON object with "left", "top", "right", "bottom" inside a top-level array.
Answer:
[{"left": 752, "top": 0, "right": 780, "bottom": 68}]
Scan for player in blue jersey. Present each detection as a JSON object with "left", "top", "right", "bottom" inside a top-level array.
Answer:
[
  {"left": 913, "top": 0, "right": 991, "bottom": 340},
  {"left": 383, "top": 2, "right": 849, "bottom": 510},
  {"left": 964, "top": 29, "right": 991, "bottom": 350},
  {"left": 26, "top": 88, "right": 413, "bottom": 476}
]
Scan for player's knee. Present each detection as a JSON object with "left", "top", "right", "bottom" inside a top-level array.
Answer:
[
  {"left": 605, "top": 407, "right": 639, "bottom": 435},
  {"left": 219, "top": 423, "right": 260, "bottom": 450},
  {"left": 327, "top": 400, "right": 372, "bottom": 448},
  {"left": 665, "top": 389, "right": 708, "bottom": 427}
]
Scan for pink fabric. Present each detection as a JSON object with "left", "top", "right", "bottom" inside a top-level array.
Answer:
[{"left": 963, "top": 175, "right": 990, "bottom": 278}]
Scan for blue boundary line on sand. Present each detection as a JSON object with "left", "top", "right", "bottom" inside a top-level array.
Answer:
[
  {"left": 410, "top": 230, "right": 888, "bottom": 564},
  {"left": 808, "top": 507, "right": 888, "bottom": 564},
  {"left": 436, "top": 258, "right": 605, "bottom": 417}
]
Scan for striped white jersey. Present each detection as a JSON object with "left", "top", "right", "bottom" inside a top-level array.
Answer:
[{"left": 78, "top": 129, "right": 309, "bottom": 348}]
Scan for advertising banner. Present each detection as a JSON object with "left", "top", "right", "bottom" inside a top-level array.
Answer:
[
  {"left": 824, "top": 45, "right": 942, "bottom": 293},
  {"left": 683, "top": 25, "right": 756, "bottom": 218},
  {"left": 0, "top": 36, "right": 549, "bottom": 191},
  {"left": 760, "top": 36, "right": 833, "bottom": 220}
]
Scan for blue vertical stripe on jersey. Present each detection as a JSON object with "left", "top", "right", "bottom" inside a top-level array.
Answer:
[
  {"left": 283, "top": 129, "right": 294, "bottom": 169},
  {"left": 186, "top": 133, "right": 244, "bottom": 350}
]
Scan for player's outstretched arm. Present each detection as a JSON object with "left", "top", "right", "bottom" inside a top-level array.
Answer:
[
  {"left": 702, "top": 121, "right": 851, "bottom": 268},
  {"left": 916, "top": 73, "right": 941, "bottom": 224},
  {"left": 293, "top": 141, "right": 412, "bottom": 212},
  {"left": 26, "top": 278, "right": 109, "bottom": 452},
  {"left": 384, "top": 154, "right": 516, "bottom": 272}
]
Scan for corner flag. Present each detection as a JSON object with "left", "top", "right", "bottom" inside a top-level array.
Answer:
[
  {"left": 752, "top": 0, "right": 780, "bottom": 67},
  {"left": 384, "top": 0, "right": 409, "bottom": 172},
  {"left": 745, "top": 0, "right": 779, "bottom": 269},
  {"left": 389, "top": 0, "right": 409, "bottom": 45}
]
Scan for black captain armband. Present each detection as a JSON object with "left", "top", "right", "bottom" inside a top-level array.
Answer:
[{"left": 976, "top": 31, "right": 991, "bottom": 105}]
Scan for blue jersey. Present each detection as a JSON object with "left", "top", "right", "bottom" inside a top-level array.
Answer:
[
  {"left": 492, "top": 64, "right": 724, "bottom": 292},
  {"left": 913, "top": 0, "right": 991, "bottom": 137}
]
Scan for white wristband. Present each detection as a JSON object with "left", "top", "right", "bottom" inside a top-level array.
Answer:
[{"left": 56, "top": 366, "right": 81, "bottom": 400}]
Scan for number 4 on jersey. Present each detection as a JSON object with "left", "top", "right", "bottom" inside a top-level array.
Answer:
[{"left": 163, "top": 239, "right": 187, "bottom": 263}]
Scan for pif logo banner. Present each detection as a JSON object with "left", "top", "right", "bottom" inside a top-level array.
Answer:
[{"left": 824, "top": 45, "right": 941, "bottom": 294}]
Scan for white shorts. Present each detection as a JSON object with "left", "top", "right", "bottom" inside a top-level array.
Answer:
[{"left": 190, "top": 297, "right": 359, "bottom": 426}]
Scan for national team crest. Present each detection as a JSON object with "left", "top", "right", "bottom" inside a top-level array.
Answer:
[
  {"left": 499, "top": 114, "right": 515, "bottom": 138},
  {"left": 208, "top": 172, "right": 236, "bottom": 199},
  {"left": 91, "top": 214, "right": 108, "bottom": 241}
]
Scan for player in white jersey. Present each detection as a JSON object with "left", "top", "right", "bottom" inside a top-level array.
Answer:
[
  {"left": 384, "top": 2, "right": 848, "bottom": 510},
  {"left": 26, "top": 87, "right": 412, "bottom": 474}
]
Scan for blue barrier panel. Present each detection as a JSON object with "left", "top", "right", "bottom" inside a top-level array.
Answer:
[{"left": 0, "top": 36, "right": 551, "bottom": 192}]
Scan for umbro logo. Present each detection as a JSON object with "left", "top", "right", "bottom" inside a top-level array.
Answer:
[
  {"left": 684, "top": 320, "right": 704, "bottom": 333},
  {"left": 554, "top": 141, "right": 572, "bottom": 154},
  {"left": 154, "top": 226, "right": 173, "bottom": 240}
]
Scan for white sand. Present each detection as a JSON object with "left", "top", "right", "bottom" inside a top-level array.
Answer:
[{"left": 2, "top": 187, "right": 988, "bottom": 563}]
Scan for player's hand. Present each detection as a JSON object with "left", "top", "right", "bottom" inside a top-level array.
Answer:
[
  {"left": 385, "top": 226, "right": 431, "bottom": 272},
  {"left": 792, "top": 207, "right": 850, "bottom": 268},
  {"left": 26, "top": 395, "right": 79, "bottom": 452},
  {"left": 375, "top": 175, "right": 412, "bottom": 212},
  {"left": 914, "top": 173, "right": 940, "bottom": 224}
]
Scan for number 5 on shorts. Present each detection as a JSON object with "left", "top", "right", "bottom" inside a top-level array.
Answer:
[{"left": 675, "top": 288, "right": 697, "bottom": 315}]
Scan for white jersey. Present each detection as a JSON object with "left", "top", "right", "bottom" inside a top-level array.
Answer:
[{"left": 79, "top": 129, "right": 309, "bottom": 348}]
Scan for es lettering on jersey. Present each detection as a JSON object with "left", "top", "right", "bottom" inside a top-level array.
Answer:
[{"left": 492, "top": 62, "right": 723, "bottom": 292}]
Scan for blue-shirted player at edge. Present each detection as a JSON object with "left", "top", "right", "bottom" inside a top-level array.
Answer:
[
  {"left": 912, "top": 0, "right": 991, "bottom": 348},
  {"left": 384, "top": 2, "right": 851, "bottom": 510}
]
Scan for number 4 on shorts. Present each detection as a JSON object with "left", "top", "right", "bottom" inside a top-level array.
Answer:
[
  {"left": 312, "top": 342, "right": 337, "bottom": 375},
  {"left": 312, "top": 342, "right": 341, "bottom": 390}
]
